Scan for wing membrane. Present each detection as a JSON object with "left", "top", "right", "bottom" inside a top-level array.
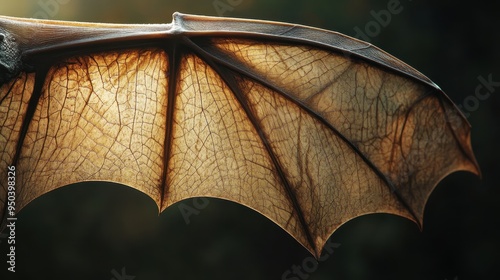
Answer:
[{"left": 0, "top": 13, "right": 479, "bottom": 257}]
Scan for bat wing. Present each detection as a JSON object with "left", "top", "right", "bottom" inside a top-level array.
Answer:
[{"left": 0, "top": 13, "right": 479, "bottom": 257}]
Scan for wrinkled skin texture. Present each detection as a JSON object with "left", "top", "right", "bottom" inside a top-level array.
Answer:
[{"left": 0, "top": 13, "right": 479, "bottom": 257}]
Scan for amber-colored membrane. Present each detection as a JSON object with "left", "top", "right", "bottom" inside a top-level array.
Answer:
[{"left": 0, "top": 13, "right": 479, "bottom": 257}]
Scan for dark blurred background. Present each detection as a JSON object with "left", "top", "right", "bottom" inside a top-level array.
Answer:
[{"left": 0, "top": 0, "right": 498, "bottom": 279}]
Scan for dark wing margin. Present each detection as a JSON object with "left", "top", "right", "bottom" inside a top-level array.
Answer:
[{"left": 0, "top": 12, "right": 480, "bottom": 257}]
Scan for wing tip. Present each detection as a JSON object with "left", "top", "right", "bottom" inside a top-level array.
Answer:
[{"left": 464, "top": 133, "right": 482, "bottom": 179}]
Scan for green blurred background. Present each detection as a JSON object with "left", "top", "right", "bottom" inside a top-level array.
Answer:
[{"left": 0, "top": 0, "right": 498, "bottom": 279}]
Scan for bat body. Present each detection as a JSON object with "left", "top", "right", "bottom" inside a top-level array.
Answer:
[{"left": 0, "top": 13, "right": 479, "bottom": 257}]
